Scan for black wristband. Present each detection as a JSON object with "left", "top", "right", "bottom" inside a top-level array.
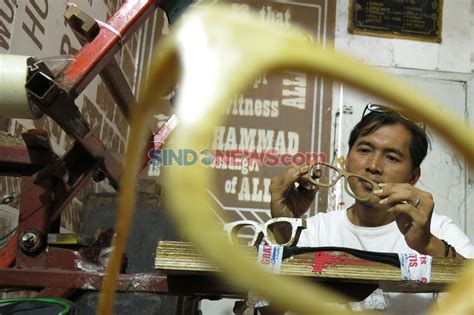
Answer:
[
  {"left": 441, "top": 239, "right": 450, "bottom": 257},
  {"left": 451, "top": 246, "right": 456, "bottom": 258}
]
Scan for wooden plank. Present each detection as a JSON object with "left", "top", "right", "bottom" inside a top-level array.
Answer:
[
  {"left": 0, "top": 131, "right": 27, "bottom": 148},
  {"left": 155, "top": 241, "right": 464, "bottom": 293}
]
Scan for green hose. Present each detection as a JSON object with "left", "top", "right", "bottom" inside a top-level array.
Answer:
[{"left": 0, "top": 297, "right": 72, "bottom": 315}]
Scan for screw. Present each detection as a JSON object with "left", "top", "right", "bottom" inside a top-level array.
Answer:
[
  {"left": 21, "top": 232, "right": 38, "bottom": 249},
  {"left": 19, "top": 230, "right": 44, "bottom": 253},
  {"left": 92, "top": 168, "right": 105, "bottom": 182},
  {"left": 1, "top": 194, "right": 14, "bottom": 204}
]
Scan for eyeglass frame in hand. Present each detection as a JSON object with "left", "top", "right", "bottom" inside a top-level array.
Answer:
[{"left": 305, "top": 162, "right": 381, "bottom": 202}]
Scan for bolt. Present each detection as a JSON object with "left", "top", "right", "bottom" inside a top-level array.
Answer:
[
  {"left": 1, "top": 194, "right": 14, "bottom": 204},
  {"left": 92, "top": 169, "right": 105, "bottom": 182},
  {"left": 21, "top": 232, "right": 38, "bottom": 249},
  {"left": 18, "top": 229, "right": 44, "bottom": 253}
]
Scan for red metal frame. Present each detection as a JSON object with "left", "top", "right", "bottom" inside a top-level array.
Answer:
[
  {"left": 0, "top": 146, "right": 51, "bottom": 174},
  {"left": 0, "top": 268, "right": 168, "bottom": 293},
  {"left": 0, "top": 0, "right": 185, "bottom": 301},
  {"left": 0, "top": 138, "right": 96, "bottom": 268},
  {"left": 0, "top": 268, "right": 242, "bottom": 297},
  {"left": 59, "top": 0, "right": 163, "bottom": 98}
]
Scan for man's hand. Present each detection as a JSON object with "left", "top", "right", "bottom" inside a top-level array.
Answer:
[
  {"left": 376, "top": 183, "right": 466, "bottom": 259},
  {"left": 376, "top": 183, "right": 435, "bottom": 253},
  {"left": 270, "top": 165, "right": 318, "bottom": 219}
]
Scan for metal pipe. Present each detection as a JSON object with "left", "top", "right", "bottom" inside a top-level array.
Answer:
[{"left": 0, "top": 54, "right": 42, "bottom": 119}]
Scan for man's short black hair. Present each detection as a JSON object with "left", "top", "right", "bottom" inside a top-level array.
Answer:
[{"left": 348, "top": 112, "right": 430, "bottom": 169}]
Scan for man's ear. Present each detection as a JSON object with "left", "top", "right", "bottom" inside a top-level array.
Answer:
[{"left": 409, "top": 167, "right": 421, "bottom": 185}]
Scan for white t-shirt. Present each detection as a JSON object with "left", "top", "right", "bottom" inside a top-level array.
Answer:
[{"left": 297, "top": 209, "right": 474, "bottom": 314}]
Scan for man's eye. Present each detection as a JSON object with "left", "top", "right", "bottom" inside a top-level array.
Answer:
[
  {"left": 358, "top": 148, "right": 370, "bottom": 154},
  {"left": 386, "top": 155, "right": 400, "bottom": 162}
]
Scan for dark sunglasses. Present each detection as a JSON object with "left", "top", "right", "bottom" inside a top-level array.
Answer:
[{"left": 362, "top": 103, "right": 426, "bottom": 130}]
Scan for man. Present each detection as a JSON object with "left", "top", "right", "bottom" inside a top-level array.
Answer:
[{"left": 270, "top": 104, "right": 474, "bottom": 314}]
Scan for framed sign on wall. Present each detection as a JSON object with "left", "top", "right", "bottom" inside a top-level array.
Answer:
[{"left": 348, "top": 0, "right": 443, "bottom": 43}]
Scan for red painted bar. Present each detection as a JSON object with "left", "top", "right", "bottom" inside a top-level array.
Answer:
[{"left": 59, "top": 0, "right": 162, "bottom": 97}]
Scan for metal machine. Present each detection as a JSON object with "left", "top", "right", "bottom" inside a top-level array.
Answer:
[{"left": 0, "top": 0, "right": 189, "bottom": 303}]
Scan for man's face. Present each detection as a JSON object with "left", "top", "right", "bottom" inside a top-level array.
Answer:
[{"left": 346, "top": 123, "right": 419, "bottom": 204}]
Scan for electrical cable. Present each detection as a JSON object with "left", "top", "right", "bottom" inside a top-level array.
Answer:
[{"left": 283, "top": 246, "right": 400, "bottom": 267}]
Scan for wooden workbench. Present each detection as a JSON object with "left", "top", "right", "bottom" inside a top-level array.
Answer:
[{"left": 155, "top": 241, "right": 464, "bottom": 299}]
